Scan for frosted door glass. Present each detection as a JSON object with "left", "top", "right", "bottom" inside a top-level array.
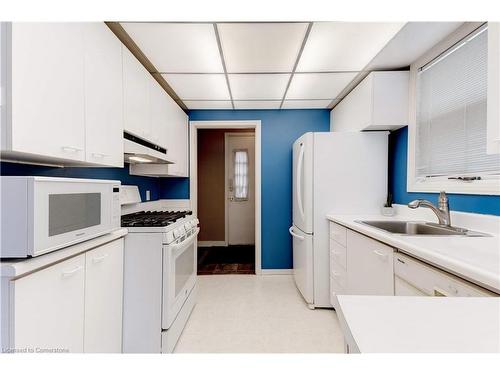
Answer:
[
  {"left": 234, "top": 150, "right": 249, "bottom": 200},
  {"left": 49, "top": 193, "right": 101, "bottom": 236}
]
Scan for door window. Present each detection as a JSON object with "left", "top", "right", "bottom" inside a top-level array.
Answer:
[{"left": 234, "top": 149, "right": 249, "bottom": 200}]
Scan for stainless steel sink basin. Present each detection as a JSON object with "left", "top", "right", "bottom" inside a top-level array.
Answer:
[{"left": 355, "top": 220, "right": 490, "bottom": 237}]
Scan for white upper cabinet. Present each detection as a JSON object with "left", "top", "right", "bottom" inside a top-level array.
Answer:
[
  {"left": 4, "top": 23, "right": 86, "bottom": 162},
  {"left": 165, "top": 98, "right": 189, "bottom": 177},
  {"left": 123, "top": 45, "right": 151, "bottom": 140},
  {"left": 84, "top": 23, "right": 124, "bottom": 167},
  {"left": 1, "top": 22, "right": 125, "bottom": 167},
  {"left": 330, "top": 71, "right": 409, "bottom": 132},
  {"left": 149, "top": 75, "right": 169, "bottom": 149}
]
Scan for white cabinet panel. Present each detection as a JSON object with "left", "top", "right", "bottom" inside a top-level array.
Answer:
[
  {"left": 330, "top": 71, "right": 409, "bottom": 132},
  {"left": 9, "top": 23, "right": 86, "bottom": 161},
  {"left": 84, "top": 238, "right": 124, "bottom": 353},
  {"left": 84, "top": 23, "right": 124, "bottom": 167},
  {"left": 346, "top": 229, "right": 394, "bottom": 295},
  {"left": 123, "top": 46, "right": 151, "bottom": 140},
  {"left": 149, "top": 76, "right": 169, "bottom": 149},
  {"left": 164, "top": 97, "right": 189, "bottom": 177},
  {"left": 12, "top": 254, "right": 85, "bottom": 352}
]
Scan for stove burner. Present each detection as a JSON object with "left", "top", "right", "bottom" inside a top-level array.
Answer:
[{"left": 121, "top": 210, "right": 192, "bottom": 227}]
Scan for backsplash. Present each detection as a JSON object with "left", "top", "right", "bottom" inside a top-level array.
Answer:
[
  {"left": 388, "top": 126, "right": 500, "bottom": 216},
  {"left": 0, "top": 161, "right": 188, "bottom": 202}
]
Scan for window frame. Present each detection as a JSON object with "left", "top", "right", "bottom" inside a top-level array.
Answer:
[{"left": 407, "top": 22, "right": 500, "bottom": 195}]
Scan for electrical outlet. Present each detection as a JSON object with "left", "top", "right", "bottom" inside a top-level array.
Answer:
[{"left": 146, "top": 190, "right": 151, "bottom": 201}]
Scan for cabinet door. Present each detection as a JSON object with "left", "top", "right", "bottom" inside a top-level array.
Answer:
[
  {"left": 122, "top": 46, "right": 151, "bottom": 140},
  {"left": 12, "top": 254, "right": 85, "bottom": 352},
  {"left": 10, "top": 23, "right": 86, "bottom": 161},
  {"left": 84, "top": 238, "right": 124, "bottom": 353},
  {"left": 84, "top": 23, "right": 124, "bottom": 167},
  {"left": 346, "top": 230, "right": 394, "bottom": 295},
  {"left": 165, "top": 98, "right": 189, "bottom": 177},
  {"left": 149, "top": 77, "right": 169, "bottom": 149}
]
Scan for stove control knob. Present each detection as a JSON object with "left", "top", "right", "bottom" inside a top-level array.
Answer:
[
  {"left": 165, "top": 232, "right": 174, "bottom": 243},
  {"left": 191, "top": 219, "right": 198, "bottom": 227},
  {"left": 194, "top": 218, "right": 200, "bottom": 225},
  {"left": 184, "top": 222, "right": 191, "bottom": 230}
]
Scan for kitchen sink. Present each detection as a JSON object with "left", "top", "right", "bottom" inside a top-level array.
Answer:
[{"left": 355, "top": 220, "right": 490, "bottom": 237}]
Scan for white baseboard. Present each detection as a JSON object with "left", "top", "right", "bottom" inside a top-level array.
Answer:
[
  {"left": 198, "top": 241, "right": 227, "bottom": 247},
  {"left": 260, "top": 269, "right": 293, "bottom": 275}
]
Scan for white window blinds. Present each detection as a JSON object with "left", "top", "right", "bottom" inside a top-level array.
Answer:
[
  {"left": 234, "top": 150, "right": 249, "bottom": 200},
  {"left": 416, "top": 25, "right": 500, "bottom": 178}
]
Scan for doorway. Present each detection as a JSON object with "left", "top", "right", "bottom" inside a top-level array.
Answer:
[{"left": 190, "top": 121, "right": 262, "bottom": 275}]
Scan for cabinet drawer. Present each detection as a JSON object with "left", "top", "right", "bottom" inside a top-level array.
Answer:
[
  {"left": 330, "top": 262, "right": 347, "bottom": 291},
  {"left": 330, "top": 239, "right": 347, "bottom": 270},
  {"left": 394, "top": 253, "right": 495, "bottom": 297},
  {"left": 329, "top": 222, "right": 347, "bottom": 246}
]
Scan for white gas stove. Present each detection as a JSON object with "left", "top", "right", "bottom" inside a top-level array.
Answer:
[{"left": 120, "top": 187, "right": 198, "bottom": 353}]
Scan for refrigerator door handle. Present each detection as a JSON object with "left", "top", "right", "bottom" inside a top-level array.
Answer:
[
  {"left": 289, "top": 226, "right": 305, "bottom": 241},
  {"left": 296, "top": 142, "right": 306, "bottom": 221}
]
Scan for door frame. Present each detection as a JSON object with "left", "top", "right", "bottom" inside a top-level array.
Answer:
[
  {"left": 224, "top": 132, "right": 256, "bottom": 247},
  {"left": 189, "top": 120, "right": 262, "bottom": 275}
]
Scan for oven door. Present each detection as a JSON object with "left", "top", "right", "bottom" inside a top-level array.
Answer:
[
  {"left": 32, "top": 179, "right": 116, "bottom": 256},
  {"left": 162, "top": 227, "right": 199, "bottom": 329}
]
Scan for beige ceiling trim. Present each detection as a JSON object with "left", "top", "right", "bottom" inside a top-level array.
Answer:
[
  {"left": 279, "top": 22, "right": 313, "bottom": 109},
  {"left": 105, "top": 22, "right": 188, "bottom": 112}
]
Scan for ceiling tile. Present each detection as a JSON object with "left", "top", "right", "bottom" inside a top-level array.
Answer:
[
  {"left": 234, "top": 101, "right": 282, "bottom": 109},
  {"left": 286, "top": 72, "right": 358, "bottom": 100},
  {"left": 296, "top": 22, "right": 405, "bottom": 72},
  {"left": 121, "top": 23, "right": 223, "bottom": 73},
  {"left": 162, "top": 74, "right": 230, "bottom": 100},
  {"left": 218, "top": 23, "right": 309, "bottom": 73},
  {"left": 229, "top": 74, "right": 290, "bottom": 100},
  {"left": 282, "top": 100, "right": 332, "bottom": 109},
  {"left": 183, "top": 100, "right": 233, "bottom": 109}
]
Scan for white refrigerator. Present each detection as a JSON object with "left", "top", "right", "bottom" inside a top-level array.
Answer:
[{"left": 290, "top": 132, "right": 388, "bottom": 308}]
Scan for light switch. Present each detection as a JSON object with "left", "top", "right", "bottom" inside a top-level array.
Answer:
[{"left": 146, "top": 190, "right": 151, "bottom": 201}]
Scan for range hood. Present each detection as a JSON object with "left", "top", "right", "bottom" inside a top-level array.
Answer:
[{"left": 123, "top": 132, "right": 175, "bottom": 164}]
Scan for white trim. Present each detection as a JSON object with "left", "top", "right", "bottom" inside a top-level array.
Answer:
[
  {"left": 189, "top": 120, "right": 262, "bottom": 275},
  {"left": 408, "top": 22, "right": 500, "bottom": 195},
  {"left": 197, "top": 241, "right": 227, "bottom": 247},
  {"left": 260, "top": 269, "right": 293, "bottom": 275},
  {"left": 487, "top": 22, "right": 500, "bottom": 155}
]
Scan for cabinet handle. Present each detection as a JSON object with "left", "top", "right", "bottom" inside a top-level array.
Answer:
[
  {"left": 92, "top": 254, "right": 109, "bottom": 263},
  {"left": 61, "top": 265, "right": 83, "bottom": 278},
  {"left": 61, "top": 146, "right": 83, "bottom": 153},
  {"left": 91, "top": 152, "right": 109, "bottom": 158},
  {"left": 332, "top": 271, "right": 340, "bottom": 277},
  {"left": 373, "top": 250, "right": 388, "bottom": 261}
]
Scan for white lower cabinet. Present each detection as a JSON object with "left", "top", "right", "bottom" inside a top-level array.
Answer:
[
  {"left": 83, "top": 238, "right": 124, "bottom": 353},
  {"left": 345, "top": 229, "right": 394, "bottom": 295},
  {"left": 9, "top": 238, "right": 124, "bottom": 353},
  {"left": 13, "top": 254, "right": 86, "bottom": 352}
]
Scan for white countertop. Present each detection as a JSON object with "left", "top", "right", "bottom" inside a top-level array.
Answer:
[
  {"left": 333, "top": 295, "right": 500, "bottom": 353},
  {"left": 326, "top": 209, "right": 500, "bottom": 294},
  {"left": 0, "top": 228, "right": 128, "bottom": 278}
]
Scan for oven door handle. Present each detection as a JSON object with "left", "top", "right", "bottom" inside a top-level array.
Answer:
[{"left": 170, "top": 227, "right": 200, "bottom": 255}]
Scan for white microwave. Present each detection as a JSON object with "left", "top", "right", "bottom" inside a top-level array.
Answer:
[{"left": 1, "top": 176, "right": 121, "bottom": 258}]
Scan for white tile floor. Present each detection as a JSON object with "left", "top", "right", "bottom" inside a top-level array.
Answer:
[{"left": 174, "top": 275, "right": 345, "bottom": 353}]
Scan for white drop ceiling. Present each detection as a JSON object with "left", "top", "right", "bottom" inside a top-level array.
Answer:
[{"left": 119, "top": 21, "right": 457, "bottom": 110}]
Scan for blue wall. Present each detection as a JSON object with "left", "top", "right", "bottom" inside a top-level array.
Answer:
[
  {"left": 189, "top": 109, "right": 331, "bottom": 269},
  {"left": 0, "top": 161, "right": 186, "bottom": 202},
  {"left": 388, "top": 126, "right": 500, "bottom": 216}
]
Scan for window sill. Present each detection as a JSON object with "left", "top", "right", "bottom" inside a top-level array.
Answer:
[{"left": 408, "top": 178, "right": 500, "bottom": 195}]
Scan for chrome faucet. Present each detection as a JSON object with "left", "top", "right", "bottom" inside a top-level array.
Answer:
[{"left": 408, "top": 191, "right": 451, "bottom": 227}]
